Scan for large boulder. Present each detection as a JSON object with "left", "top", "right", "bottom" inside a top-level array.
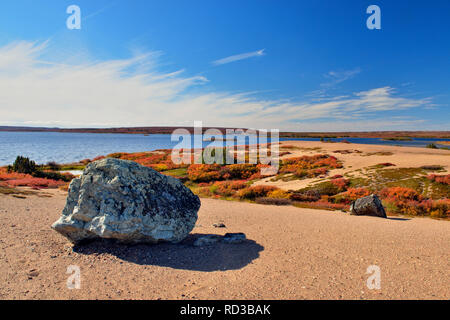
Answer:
[
  {"left": 52, "top": 158, "right": 200, "bottom": 244},
  {"left": 350, "top": 194, "right": 387, "bottom": 218}
]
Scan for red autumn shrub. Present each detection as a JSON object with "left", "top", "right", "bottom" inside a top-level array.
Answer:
[
  {"left": 384, "top": 198, "right": 450, "bottom": 218},
  {"left": 1, "top": 177, "right": 65, "bottom": 189},
  {"left": 313, "top": 167, "right": 328, "bottom": 176},
  {"left": 280, "top": 154, "right": 343, "bottom": 179},
  {"left": 0, "top": 168, "right": 30, "bottom": 181},
  {"left": 314, "top": 156, "right": 342, "bottom": 169},
  {"left": 330, "top": 178, "right": 350, "bottom": 192},
  {"left": 334, "top": 187, "right": 371, "bottom": 204},
  {"left": 380, "top": 187, "right": 422, "bottom": 201},
  {"left": 109, "top": 150, "right": 186, "bottom": 171},
  {"left": 212, "top": 180, "right": 248, "bottom": 197},
  {"left": 377, "top": 163, "right": 396, "bottom": 167},
  {"left": 196, "top": 181, "right": 247, "bottom": 199},
  {"left": 91, "top": 155, "right": 106, "bottom": 162},
  {"left": 187, "top": 164, "right": 222, "bottom": 182},
  {"left": 187, "top": 163, "right": 260, "bottom": 182},
  {"left": 427, "top": 174, "right": 450, "bottom": 185},
  {"left": 220, "top": 164, "right": 259, "bottom": 180},
  {"left": 418, "top": 199, "right": 450, "bottom": 218},
  {"left": 0, "top": 167, "right": 67, "bottom": 189},
  {"left": 197, "top": 182, "right": 213, "bottom": 187}
]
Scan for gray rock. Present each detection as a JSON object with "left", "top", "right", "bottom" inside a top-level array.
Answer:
[
  {"left": 222, "top": 233, "right": 246, "bottom": 244},
  {"left": 193, "top": 235, "right": 222, "bottom": 247},
  {"left": 52, "top": 158, "right": 201, "bottom": 244},
  {"left": 350, "top": 194, "right": 387, "bottom": 218},
  {"left": 193, "top": 233, "right": 247, "bottom": 246}
]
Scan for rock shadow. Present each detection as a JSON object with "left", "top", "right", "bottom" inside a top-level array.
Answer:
[
  {"left": 387, "top": 217, "right": 411, "bottom": 221},
  {"left": 72, "top": 233, "right": 264, "bottom": 272}
]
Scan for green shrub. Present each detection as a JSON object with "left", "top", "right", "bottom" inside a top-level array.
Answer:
[
  {"left": 11, "top": 156, "right": 37, "bottom": 174},
  {"left": 9, "top": 156, "right": 73, "bottom": 182},
  {"left": 32, "top": 170, "right": 73, "bottom": 182},
  {"left": 46, "top": 161, "right": 60, "bottom": 171}
]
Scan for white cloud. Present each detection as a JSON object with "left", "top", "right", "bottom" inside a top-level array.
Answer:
[
  {"left": 212, "top": 49, "right": 265, "bottom": 66},
  {"left": 0, "top": 41, "right": 436, "bottom": 131}
]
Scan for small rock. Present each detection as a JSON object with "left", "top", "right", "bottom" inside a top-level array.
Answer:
[
  {"left": 193, "top": 233, "right": 247, "bottom": 246},
  {"left": 213, "top": 223, "right": 226, "bottom": 228},
  {"left": 27, "top": 270, "right": 39, "bottom": 278},
  {"left": 222, "top": 233, "right": 246, "bottom": 244},
  {"left": 193, "top": 235, "right": 221, "bottom": 247},
  {"left": 350, "top": 194, "right": 386, "bottom": 218}
]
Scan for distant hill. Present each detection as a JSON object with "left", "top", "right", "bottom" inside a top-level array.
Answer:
[{"left": 0, "top": 126, "right": 449, "bottom": 138}]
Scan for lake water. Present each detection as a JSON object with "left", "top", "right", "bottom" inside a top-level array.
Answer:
[{"left": 0, "top": 131, "right": 448, "bottom": 166}]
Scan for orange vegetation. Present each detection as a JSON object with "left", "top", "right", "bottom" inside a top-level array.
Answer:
[{"left": 0, "top": 168, "right": 67, "bottom": 189}]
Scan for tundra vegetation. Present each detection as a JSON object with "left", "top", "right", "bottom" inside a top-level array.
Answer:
[{"left": 1, "top": 148, "right": 449, "bottom": 219}]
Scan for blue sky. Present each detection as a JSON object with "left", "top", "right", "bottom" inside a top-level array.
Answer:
[{"left": 0, "top": 0, "right": 448, "bottom": 131}]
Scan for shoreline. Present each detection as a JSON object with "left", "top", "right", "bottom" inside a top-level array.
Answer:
[
  {"left": 1, "top": 126, "right": 449, "bottom": 139},
  {"left": 1, "top": 134, "right": 449, "bottom": 167}
]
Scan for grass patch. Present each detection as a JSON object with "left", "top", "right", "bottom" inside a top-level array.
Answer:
[
  {"left": 162, "top": 167, "right": 188, "bottom": 177},
  {"left": 371, "top": 163, "right": 396, "bottom": 169},
  {"left": 363, "top": 151, "right": 394, "bottom": 156},
  {"left": 57, "top": 164, "right": 86, "bottom": 171},
  {"left": 0, "top": 185, "right": 37, "bottom": 196}
]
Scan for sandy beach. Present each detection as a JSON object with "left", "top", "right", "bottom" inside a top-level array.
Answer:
[{"left": 0, "top": 187, "right": 448, "bottom": 300}]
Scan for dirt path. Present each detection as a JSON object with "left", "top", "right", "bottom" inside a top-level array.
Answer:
[{"left": 0, "top": 191, "right": 448, "bottom": 299}]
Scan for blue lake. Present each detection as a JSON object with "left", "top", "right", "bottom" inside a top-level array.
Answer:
[{"left": 0, "top": 131, "right": 448, "bottom": 166}]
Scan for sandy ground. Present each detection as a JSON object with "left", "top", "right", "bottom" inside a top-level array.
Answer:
[
  {"left": 256, "top": 141, "right": 450, "bottom": 190},
  {"left": 0, "top": 189, "right": 448, "bottom": 300}
]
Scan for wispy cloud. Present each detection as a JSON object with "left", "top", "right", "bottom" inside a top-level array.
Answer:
[
  {"left": 0, "top": 41, "right": 437, "bottom": 131},
  {"left": 321, "top": 68, "right": 361, "bottom": 87},
  {"left": 212, "top": 49, "right": 265, "bottom": 66},
  {"left": 85, "top": 1, "right": 118, "bottom": 21},
  {"left": 305, "top": 68, "right": 362, "bottom": 100}
]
